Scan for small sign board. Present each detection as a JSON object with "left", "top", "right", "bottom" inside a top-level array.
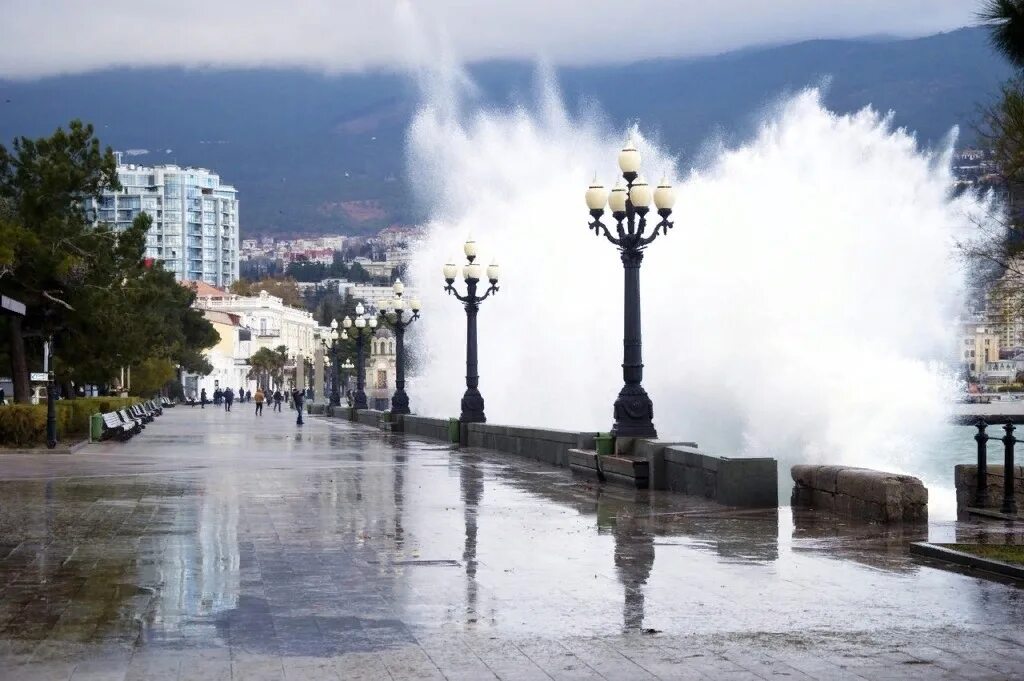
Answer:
[{"left": 30, "top": 372, "right": 48, "bottom": 382}]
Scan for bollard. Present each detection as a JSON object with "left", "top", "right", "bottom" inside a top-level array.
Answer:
[
  {"left": 975, "top": 419, "right": 990, "bottom": 507},
  {"left": 1002, "top": 422, "right": 1018, "bottom": 515}
]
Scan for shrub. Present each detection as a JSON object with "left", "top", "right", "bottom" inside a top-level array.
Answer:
[
  {"left": 0, "top": 397, "right": 142, "bottom": 447},
  {"left": 0, "top": 406, "right": 47, "bottom": 447}
]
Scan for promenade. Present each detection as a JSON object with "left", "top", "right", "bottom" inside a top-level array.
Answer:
[{"left": 0, "top": 406, "right": 1022, "bottom": 680}]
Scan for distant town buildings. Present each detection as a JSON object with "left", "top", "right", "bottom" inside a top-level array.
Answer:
[
  {"left": 367, "top": 328, "right": 397, "bottom": 411},
  {"left": 239, "top": 226, "right": 420, "bottom": 283},
  {"left": 182, "top": 281, "right": 325, "bottom": 396},
  {"left": 240, "top": 235, "right": 346, "bottom": 264},
  {"left": 347, "top": 284, "right": 418, "bottom": 310},
  {"left": 952, "top": 147, "right": 1002, "bottom": 194},
  {"left": 961, "top": 318, "right": 1000, "bottom": 378},
  {"left": 86, "top": 153, "right": 240, "bottom": 287}
]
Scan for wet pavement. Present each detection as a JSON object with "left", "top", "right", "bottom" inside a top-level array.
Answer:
[{"left": 0, "top": 406, "right": 1022, "bottom": 680}]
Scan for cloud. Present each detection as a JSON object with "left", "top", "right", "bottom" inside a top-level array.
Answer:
[{"left": 0, "top": 0, "right": 977, "bottom": 80}]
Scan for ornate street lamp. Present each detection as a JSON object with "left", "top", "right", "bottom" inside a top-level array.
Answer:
[
  {"left": 378, "top": 279, "right": 422, "bottom": 415},
  {"left": 342, "top": 303, "right": 377, "bottom": 410},
  {"left": 585, "top": 137, "right": 676, "bottom": 438},
  {"left": 443, "top": 238, "right": 500, "bottom": 424}
]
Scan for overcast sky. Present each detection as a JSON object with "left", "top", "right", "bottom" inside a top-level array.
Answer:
[{"left": 0, "top": 0, "right": 979, "bottom": 80}]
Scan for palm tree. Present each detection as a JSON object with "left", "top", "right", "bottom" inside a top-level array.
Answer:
[{"left": 980, "top": 0, "right": 1024, "bottom": 69}]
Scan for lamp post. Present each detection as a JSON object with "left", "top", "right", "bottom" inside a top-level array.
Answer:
[
  {"left": 585, "top": 137, "right": 676, "bottom": 439},
  {"left": 443, "top": 239, "right": 500, "bottom": 424},
  {"left": 342, "top": 303, "right": 377, "bottom": 410},
  {"left": 378, "top": 279, "right": 422, "bottom": 415},
  {"left": 45, "top": 336, "right": 57, "bottom": 449},
  {"left": 323, "top": 319, "right": 349, "bottom": 407}
]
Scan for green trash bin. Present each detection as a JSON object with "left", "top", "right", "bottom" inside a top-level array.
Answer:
[
  {"left": 447, "top": 418, "right": 461, "bottom": 444},
  {"left": 595, "top": 432, "right": 614, "bottom": 456},
  {"left": 90, "top": 413, "right": 103, "bottom": 442}
]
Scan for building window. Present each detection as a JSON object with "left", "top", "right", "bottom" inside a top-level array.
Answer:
[{"left": 376, "top": 370, "right": 387, "bottom": 389}]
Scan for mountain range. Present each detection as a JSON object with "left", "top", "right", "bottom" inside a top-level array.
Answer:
[{"left": 0, "top": 26, "right": 1012, "bottom": 237}]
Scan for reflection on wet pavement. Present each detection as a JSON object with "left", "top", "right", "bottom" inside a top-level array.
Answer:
[{"left": 0, "top": 407, "right": 1022, "bottom": 679}]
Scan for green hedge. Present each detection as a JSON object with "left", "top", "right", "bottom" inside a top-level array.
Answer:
[{"left": 0, "top": 397, "right": 142, "bottom": 448}]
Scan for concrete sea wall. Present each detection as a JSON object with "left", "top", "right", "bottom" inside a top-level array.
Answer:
[
  {"left": 465, "top": 423, "right": 595, "bottom": 467},
  {"left": 401, "top": 415, "right": 451, "bottom": 442},
  {"left": 662, "top": 445, "right": 778, "bottom": 508}
]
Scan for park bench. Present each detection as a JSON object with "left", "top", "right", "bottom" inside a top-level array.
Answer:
[
  {"left": 161, "top": 397, "right": 176, "bottom": 408},
  {"left": 147, "top": 400, "right": 163, "bottom": 416},
  {"left": 132, "top": 404, "right": 153, "bottom": 423},
  {"left": 101, "top": 412, "right": 133, "bottom": 441},
  {"left": 117, "top": 409, "right": 143, "bottom": 433},
  {"left": 139, "top": 403, "right": 157, "bottom": 420},
  {"left": 130, "top": 404, "right": 151, "bottom": 423}
]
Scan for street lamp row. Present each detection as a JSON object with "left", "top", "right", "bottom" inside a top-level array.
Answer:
[
  {"left": 323, "top": 279, "right": 423, "bottom": 414},
  {"left": 324, "top": 138, "right": 673, "bottom": 441}
]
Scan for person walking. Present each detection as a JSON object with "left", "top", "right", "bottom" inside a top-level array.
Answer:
[
  {"left": 224, "top": 387, "right": 234, "bottom": 412},
  {"left": 200, "top": 388, "right": 208, "bottom": 409},
  {"left": 239, "top": 386, "right": 245, "bottom": 404},
  {"left": 0, "top": 387, "right": 6, "bottom": 405},
  {"left": 254, "top": 387, "right": 265, "bottom": 415},
  {"left": 291, "top": 387, "right": 304, "bottom": 426},
  {"left": 273, "top": 389, "right": 283, "bottom": 412}
]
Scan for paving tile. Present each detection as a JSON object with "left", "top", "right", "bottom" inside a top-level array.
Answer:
[{"left": 0, "top": 410, "right": 1020, "bottom": 679}]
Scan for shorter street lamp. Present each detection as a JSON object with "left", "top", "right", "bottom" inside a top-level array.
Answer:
[
  {"left": 443, "top": 238, "right": 500, "bottom": 424},
  {"left": 323, "top": 319, "right": 349, "bottom": 407},
  {"left": 378, "top": 279, "right": 422, "bottom": 415},
  {"left": 342, "top": 303, "right": 377, "bottom": 410},
  {"left": 340, "top": 358, "right": 355, "bottom": 401}
]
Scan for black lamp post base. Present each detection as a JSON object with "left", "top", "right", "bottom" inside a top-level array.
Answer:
[
  {"left": 391, "top": 389, "right": 411, "bottom": 415},
  {"left": 330, "top": 391, "right": 341, "bottom": 407},
  {"left": 460, "top": 388, "right": 486, "bottom": 423},
  {"left": 611, "top": 386, "right": 657, "bottom": 439},
  {"left": 354, "top": 391, "right": 368, "bottom": 410}
]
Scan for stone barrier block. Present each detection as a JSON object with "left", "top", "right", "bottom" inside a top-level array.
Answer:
[
  {"left": 953, "top": 464, "right": 1024, "bottom": 511},
  {"left": 568, "top": 449, "right": 648, "bottom": 488},
  {"left": 792, "top": 465, "right": 927, "bottom": 522}
]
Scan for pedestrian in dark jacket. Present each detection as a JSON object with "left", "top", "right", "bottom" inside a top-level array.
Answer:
[
  {"left": 291, "top": 388, "right": 304, "bottom": 425},
  {"left": 224, "top": 387, "right": 234, "bottom": 412},
  {"left": 273, "top": 389, "right": 283, "bottom": 412},
  {"left": 200, "top": 388, "right": 207, "bottom": 408}
]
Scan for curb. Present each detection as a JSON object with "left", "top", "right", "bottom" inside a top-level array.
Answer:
[
  {"left": 0, "top": 438, "right": 90, "bottom": 456},
  {"left": 910, "top": 542, "right": 1024, "bottom": 581}
]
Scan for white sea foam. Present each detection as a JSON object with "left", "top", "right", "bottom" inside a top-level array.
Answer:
[{"left": 403, "top": 71, "right": 992, "bottom": 493}]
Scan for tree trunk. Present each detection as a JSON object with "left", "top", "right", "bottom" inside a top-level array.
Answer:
[{"left": 9, "top": 316, "right": 29, "bottom": 403}]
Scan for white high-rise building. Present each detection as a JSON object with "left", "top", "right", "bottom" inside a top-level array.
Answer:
[{"left": 87, "top": 154, "right": 240, "bottom": 287}]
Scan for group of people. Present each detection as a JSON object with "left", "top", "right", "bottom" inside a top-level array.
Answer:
[{"left": 195, "top": 385, "right": 305, "bottom": 424}]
